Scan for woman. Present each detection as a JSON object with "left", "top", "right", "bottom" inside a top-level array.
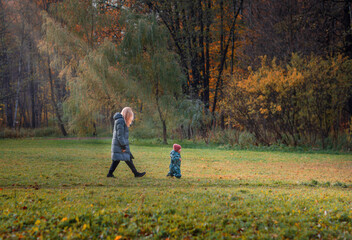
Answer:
[{"left": 107, "top": 107, "right": 146, "bottom": 178}]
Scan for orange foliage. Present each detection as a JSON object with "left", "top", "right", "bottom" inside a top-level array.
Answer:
[{"left": 34, "top": 0, "right": 60, "bottom": 11}]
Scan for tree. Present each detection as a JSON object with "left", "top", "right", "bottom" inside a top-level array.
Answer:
[
  {"left": 41, "top": 1, "right": 146, "bottom": 135},
  {"left": 0, "top": 0, "right": 61, "bottom": 132},
  {"left": 41, "top": 0, "right": 120, "bottom": 135},
  {"left": 241, "top": 0, "right": 352, "bottom": 65},
  {"left": 144, "top": 0, "right": 244, "bottom": 113},
  {"left": 0, "top": 0, "right": 13, "bottom": 127},
  {"left": 120, "top": 12, "right": 185, "bottom": 144}
]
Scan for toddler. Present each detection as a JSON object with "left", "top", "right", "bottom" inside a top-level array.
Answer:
[{"left": 167, "top": 144, "right": 182, "bottom": 178}]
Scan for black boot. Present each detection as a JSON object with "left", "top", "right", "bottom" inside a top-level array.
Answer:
[
  {"left": 125, "top": 160, "right": 146, "bottom": 178},
  {"left": 107, "top": 160, "right": 120, "bottom": 178}
]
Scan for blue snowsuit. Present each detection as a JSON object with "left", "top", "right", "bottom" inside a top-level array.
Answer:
[{"left": 167, "top": 150, "right": 181, "bottom": 178}]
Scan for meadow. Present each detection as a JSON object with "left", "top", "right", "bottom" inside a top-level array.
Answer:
[{"left": 0, "top": 138, "right": 352, "bottom": 239}]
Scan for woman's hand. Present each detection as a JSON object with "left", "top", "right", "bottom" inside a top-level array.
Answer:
[{"left": 121, "top": 146, "right": 126, "bottom": 153}]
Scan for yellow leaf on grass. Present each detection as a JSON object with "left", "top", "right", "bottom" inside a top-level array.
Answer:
[
  {"left": 114, "top": 236, "right": 122, "bottom": 240},
  {"left": 82, "top": 224, "right": 87, "bottom": 231},
  {"left": 35, "top": 220, "right": 41, "bottom": 225},
  {"left": 61, "top": 217, "right": 68, "bottom": 222}
]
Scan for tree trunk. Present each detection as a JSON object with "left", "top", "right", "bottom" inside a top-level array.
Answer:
[
  {"left": 13, "top": 40, "right": 24, "bottom": 129},
  {"left": 30, "top": 74, "right": 36, "bottom": 129},
  {"left": 199, "top": 0, "right": 207, "bottom": 107},
  {"left": 188, "top": 2, "right": 201, "bottom": 99},
  {"left": 343, "top": 0, "right": 352, "bottom": 58},
  {"left": 188, "top": 123, "right": 192, "bottom": 140},
  {"left": 28, "top": 41, "right": 36, "bottom": 128},
  {"left": 47, "top": 48, "right": 67, "bottom": 136},
  {"left": 204, "top": 0, "right": 211, "bottom": 108},
  {"left": 212, "top": 0, "right": 243, "bottom": 114},
  {"left": 92, "top": 121, "right": 97, "bottom": 136},
  {"left": 220, "top": 113, "right": 225, "bottom": 130},
  {"left": 155, "top": 79, "right": 167, "bottom": 144},
  {"left": 220, "top": 0, "right": 224, "bottom": 61},
  {"left": 44, "top": 103, "right": 48, "bottom": 127},
  {"left": 1, "top": 29, "right": 13, "bottom": 127},
  {"left": 321, "top": 130, "right": 326, "bottom": 150},
  {"left": 162, "top": 119, "right": 167, "bottom": 144},
  {"left": 230, "top": 0, "right": 236, "bottom": 74}
]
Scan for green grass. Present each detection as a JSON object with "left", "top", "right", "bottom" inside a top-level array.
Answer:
[{"left": 0, "top": 139, "right": 352, "bottom": 239}]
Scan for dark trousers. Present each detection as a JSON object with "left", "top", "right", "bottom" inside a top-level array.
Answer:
[{"left": 108, "top": 159, "right": 138, "bottom": 175}]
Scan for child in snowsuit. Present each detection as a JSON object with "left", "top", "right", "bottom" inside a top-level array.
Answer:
[{"left": 167, "top": 144, "right": 182, "bottom": 178}]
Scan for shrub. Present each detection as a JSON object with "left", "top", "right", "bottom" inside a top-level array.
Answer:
[
  {"left": 0, "top": 127, "right": 59, "bottom": 139},
  {"left": 220, "top": 53, "right": 352, "bottom": 149},
  {"left": 238, "top": 131, "right": 256, "bottom": 147},
  {"left": 129, "top": 118, "right": 160, "bottom": 139},
  {"left": 209, "top": 128, "right": 240, "bottom": 146}
]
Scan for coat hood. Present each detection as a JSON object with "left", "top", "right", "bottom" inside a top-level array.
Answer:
[{"left": 113, "top": 112, "right": 123, "bottom": 120}]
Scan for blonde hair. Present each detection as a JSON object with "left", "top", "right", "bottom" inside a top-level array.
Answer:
[{"left": 121, "top": 107, "right": 134, "bottom": 127}]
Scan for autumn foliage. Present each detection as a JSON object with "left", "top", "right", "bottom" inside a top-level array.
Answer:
[
  {"left": 221, "top": 54, "right": 352, "bottom": 148},
  {"left": 1, "top": 0, "right": 352, "bottom": 150}
]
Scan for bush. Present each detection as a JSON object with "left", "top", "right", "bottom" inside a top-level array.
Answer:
[
  {"left": 220, "top": 53, "right": 352, "bottom": 149},
  {"left": 238, "top": 131, "right": 256, "bottom": 147},
  {"left": 0, "top": 128, "right": 18, "bottom": 138},
  {"left": 129, "top": 119, "right": 160, "bottom": 139},
  {"left": 209, "top": 128, "right": 240, "bottom": 146},
  {"left": 33, "top": 127, "right": 60, "bottom": 137},
  {"left": 0, "top": 127, "right": 59, "bottom": 139}
]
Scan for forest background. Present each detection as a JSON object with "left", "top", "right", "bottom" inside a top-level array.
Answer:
[{"left": 1, "top": 0, "right": 352, "bottom": 150}]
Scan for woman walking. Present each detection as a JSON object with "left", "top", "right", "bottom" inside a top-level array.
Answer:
[{"left": 107, "top": 107, "right": 146, "bottom": 178}]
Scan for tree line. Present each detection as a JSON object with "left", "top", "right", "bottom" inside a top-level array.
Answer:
[{"left": 0, "top": 0, "right": 351, "bottom": 149}]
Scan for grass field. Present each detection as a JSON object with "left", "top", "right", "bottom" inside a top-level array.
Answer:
[{"left": 0, "top": 139, "right": 352, "bottom": 239}]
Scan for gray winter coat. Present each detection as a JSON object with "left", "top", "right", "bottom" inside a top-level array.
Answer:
[{"left": 111, "top": 112, "right": 131, "bottom": 161}]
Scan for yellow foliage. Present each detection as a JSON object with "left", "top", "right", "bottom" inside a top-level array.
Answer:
[{"left": 220, "top": 53, "right": 352, "bottom": 146}]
